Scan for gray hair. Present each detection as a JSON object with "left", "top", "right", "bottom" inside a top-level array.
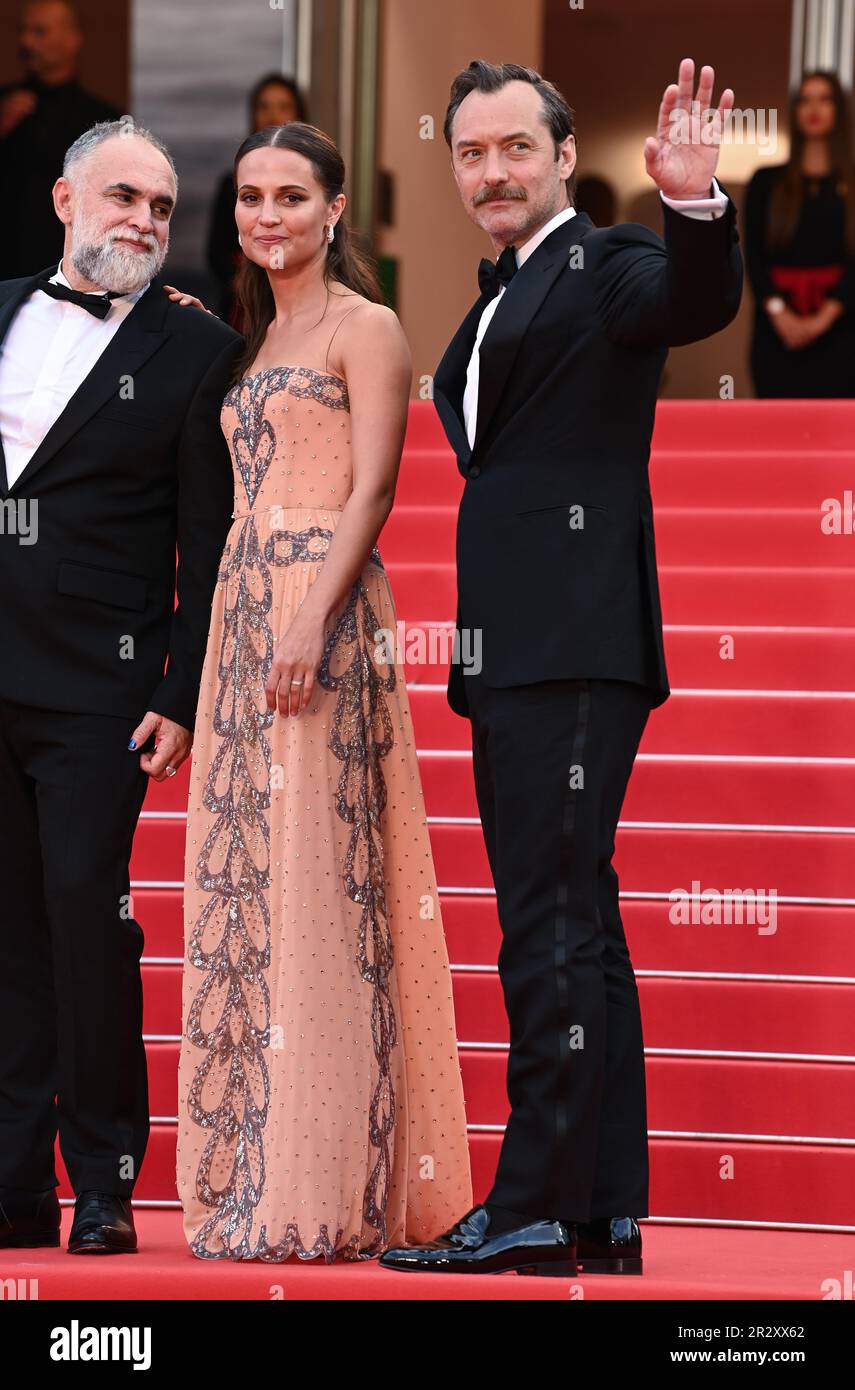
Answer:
[{"left": 63, "top": 119, "right": 178, "bottom": 187}]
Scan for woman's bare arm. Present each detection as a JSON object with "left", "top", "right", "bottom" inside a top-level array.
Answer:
[{"left": 265, "top": 301, "right": 412, "bottom": 717}]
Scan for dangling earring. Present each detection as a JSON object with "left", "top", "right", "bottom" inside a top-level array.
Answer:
[
  {"left": 237, "top": 233, "right": 244, "bottom": 249},
  {"left": 326, "top": 224, "right": 335, "bottom": 243}
]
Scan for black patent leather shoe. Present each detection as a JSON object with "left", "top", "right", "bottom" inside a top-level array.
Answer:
[
  {"left": 68, "top": 1192, "right": 137, "bottom": 1255},
  {"left": 576, "top": 1216, "right": 642, "bottom": 1274},
  {"left": 0, "top": 1187, "right": 61, "bottom": 1248},
  {"left": 378, "top": 1204, "right": 577, "bottom": 1276}
]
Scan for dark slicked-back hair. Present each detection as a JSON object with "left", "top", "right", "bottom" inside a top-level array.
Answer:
[
  {"left": 230, "top": 122, "right": 382, "bottom": 384},
  {"left": 443, "top": 60, "right": 577, "bottom": 200}
]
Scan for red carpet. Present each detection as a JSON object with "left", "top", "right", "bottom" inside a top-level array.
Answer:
[
  {"left": 3, "top": 1209, "right": 852, "bottom": 1300},
  {"left": 52, "top": 399, "right": 855, "bottom": 1298}
]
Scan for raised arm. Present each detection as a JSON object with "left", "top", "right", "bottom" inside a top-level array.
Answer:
[{"left": 589, "top": 57, "right": 743, "bottom": 348}]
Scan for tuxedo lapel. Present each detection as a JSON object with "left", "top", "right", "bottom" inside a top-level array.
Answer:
[
  {"left": 472, "top": 212, "right": 594, "bottom": 454},
  {"left": 0, "top": 267, "right": 51, "bottom": 495},
  {"left": 433, "top": 293, "right": 489, "bottom": 464},
  {"left": 3, "top": 281, "right": 171, "bottom": 498}
]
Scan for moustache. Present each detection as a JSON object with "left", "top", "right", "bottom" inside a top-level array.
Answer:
[
  {"left": 110, "top": 234, "right": 159, "bottom": 254},
  {"left": 474, "top": 188, "right": 527, "bottom": 206}
]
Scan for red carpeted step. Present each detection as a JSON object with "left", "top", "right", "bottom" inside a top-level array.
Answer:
[
  {"left": 145, "top": 685, "right": 855, "bottom": 772},
  {"left": 392, "top": 444, "right": 855, "bottom": 513},
  {"left": 435, "top": 898, "right": 855, "bottom": 978},
  {"left": 417, "top": 750, "right": 855, "bottom": 825},
  {"left": 135, "top": 892, "right": 855, "bottom": 980},
  {"left": 144, "top": 1040, "right": 855, "bottom": 1145},
  {"left": 379, "top": 504, "right": 855, "bottom": 569},
  {"left": 658, "top": 566, "right": 855, "bottom": 626},
  {"left": 649, "top": 398, "right": 855, "bottom": 450},
  {"left": 141, "top": 753, "right": 855, "bottom": 828},
  {"left": 390, "top": 451, "right": 464, "bottom": 507},
  {"left": 380, "top": 561, "right": 458, "bottom": 618},
  {"left": 139, "top": 963, "right": 855, "bottom": 1058},
  {"left": 381, "top": 561, "right": 855, "bottom": 628},
  {"left": 404, "top": 397, "right": 855, "bottom": 454},
  {"left": 393, "top": 626, "right": 855, "bottom": 692},
  {"left": 130, "top": 821, "right": 855, "bottom": 899},
  {"left": 404, "top": 688, "right": 855, "bottom": 756},
  {"left": 652, "top": 509, "right": 855, "bottom": 566},
  {"left": 431, "top": 824, "right": 855, "bottom": 897},
  {"left": 653, "top": 449, "right": 855, "bottom": 508},
  {"left": 661, "top": 626, "right": 855, "bottom": 691},
  {"left": 402, "top": 403, "right": 457, "bottom": 452}
]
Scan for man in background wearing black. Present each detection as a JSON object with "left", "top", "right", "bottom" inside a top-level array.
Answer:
[{"left": 0, "top": 0, "right": 119, "bottom": 277}]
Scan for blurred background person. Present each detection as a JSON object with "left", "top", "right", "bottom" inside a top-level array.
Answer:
[
  {"left": 745, "top": 70, "right": 855, "bottom": 397},
  {"left": 575, "top": 174, "right": 617, "bottom": 227},
  {"left": 0, "top": 0, "right": 119, "bottom": 278},
  {"left": 205, "top": 72, "right": 308, "bottom": 320}
]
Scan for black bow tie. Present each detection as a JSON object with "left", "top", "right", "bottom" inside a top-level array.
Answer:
[
  {"left": 478, "top": 245, "right": 518, "bottom": 298},
  {"left": 37, "top": 277, "right": 123, "bottom": 319}
]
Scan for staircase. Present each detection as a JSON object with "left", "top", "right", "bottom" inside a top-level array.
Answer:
[{"left": 54, "top": 398, "right": 855, "bottom": 1265}]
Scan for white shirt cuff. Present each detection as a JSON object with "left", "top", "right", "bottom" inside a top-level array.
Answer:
[{"left": 659, "top": 176, "right": 728, "bottom": 221}]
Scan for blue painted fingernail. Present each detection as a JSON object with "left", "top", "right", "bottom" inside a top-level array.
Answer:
[{"left": 128, "top": 739, "right": 136, "bottom": 749}]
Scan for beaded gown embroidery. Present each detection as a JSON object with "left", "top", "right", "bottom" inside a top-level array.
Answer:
[{"left": 175, "top": 366, "right": 473, "bottom": 1260}]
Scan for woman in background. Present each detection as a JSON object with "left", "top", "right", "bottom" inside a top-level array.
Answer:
[
  {"left": 745, "top": 70, "right": 855, "bottom": 397},
  {"left": 207, "top": 74, "right": 308, "bottom": 321}
]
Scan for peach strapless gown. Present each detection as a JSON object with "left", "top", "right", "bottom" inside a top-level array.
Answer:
[{"left": 175, "top": 365, "right": 473, "bottom": 1261}]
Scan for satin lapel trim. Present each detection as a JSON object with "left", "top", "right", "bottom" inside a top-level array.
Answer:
[
  {"left": 433, "top": 292, "right": 491, "bottom": 464},
  {"left": 472, "top": 212, "right": 594, "bottom": 455},
  {"left": 5, "top": 283, "right": 170, "bottom": 497}
]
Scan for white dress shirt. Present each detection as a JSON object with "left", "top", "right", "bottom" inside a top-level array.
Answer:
[
  {"left": 463, "top": 178, "right": 729, "bottom": 448},
  {"left": 0, "top": 260, "right": 149, "bottom": 488}
]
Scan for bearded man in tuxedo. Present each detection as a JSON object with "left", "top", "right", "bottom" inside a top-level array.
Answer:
[
  {"left": 0, "top": 120, "right": 241, "bottom": 1253},
  {"left": 380, "top": 58, "right": 742, "bottom": 1277}
]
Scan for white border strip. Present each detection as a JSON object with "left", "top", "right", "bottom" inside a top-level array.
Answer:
[
  {"left": 465, "top": 1123, "right": 855, "bottom": 1147},
  {"left": 141, "top": 812, "right": 855, "bottom": 833},
  {"left": 128, "top": 881, "right": 855, "bottom": 907},
  {"left": 142, "top": 1035, "right": 855, "bottom": 1064},
  {"left": 407, "top": 684, "right": 855, "bottom": 700}
]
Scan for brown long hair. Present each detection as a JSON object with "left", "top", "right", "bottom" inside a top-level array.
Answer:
[
  {"left": 767, "top": 70, "right": 855, "bottom": 255},
  {"left": 231, "top": 123, "right": 382, "bottom": 383}
]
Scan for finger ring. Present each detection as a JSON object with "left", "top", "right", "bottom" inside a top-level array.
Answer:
[
  {"left": 290, "top": 679, "right": 305, "bottom": 687},
  {"left": 165, "top": 766, "right": 177, "bottom": 777}
]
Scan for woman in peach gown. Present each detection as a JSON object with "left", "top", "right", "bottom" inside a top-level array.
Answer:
[{"left": 175, "top": 123, "right": 473, "bottom": 1261}]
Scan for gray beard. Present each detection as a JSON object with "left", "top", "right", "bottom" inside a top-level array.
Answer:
[{"left": 70, "top": 235, "right": 167, "bottom": 295}]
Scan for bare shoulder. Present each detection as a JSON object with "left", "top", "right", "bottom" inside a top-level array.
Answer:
[
  {"left": 331, "top": 294, "right": 410, "bottom": 375},
  {"left": 334, "top": 292, "right": 403, "bottom": 337}
]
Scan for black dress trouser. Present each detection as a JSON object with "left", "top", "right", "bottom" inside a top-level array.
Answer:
[
  {"left": 0, "top": 698, "right": 150, "bottom": 1197},
  {"left": 463, "top": 671, "right": 654, "bottom": 1223}
]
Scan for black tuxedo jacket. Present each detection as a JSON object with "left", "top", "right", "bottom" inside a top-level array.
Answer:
[
  {"left": 0, "top": 268, "right": 243, "bottom": 731},
  {"left": 434, "top": 194, "right": 743, "bottom": 718}
]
